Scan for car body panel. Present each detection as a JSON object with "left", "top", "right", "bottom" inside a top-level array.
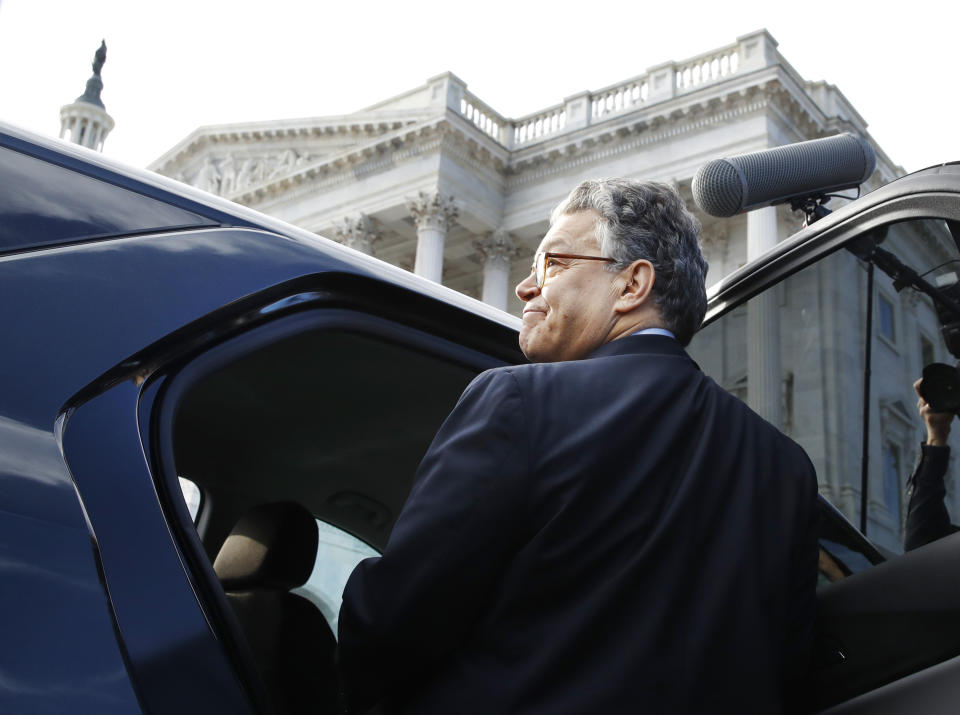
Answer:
[
  {"left": 0, "top": 124, "right": 520, "bottom": 713},
  {"left": 61, "top": 381, "right": 257, "bottom": 714}
]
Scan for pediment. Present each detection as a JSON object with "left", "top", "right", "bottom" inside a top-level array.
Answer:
[{"left": 149, "top": 108, "right": 430, "bottom": 177}]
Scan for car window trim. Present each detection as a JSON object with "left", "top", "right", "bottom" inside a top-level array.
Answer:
[{"left": 704, "top": 192, "right": 960, "bottom": 328}]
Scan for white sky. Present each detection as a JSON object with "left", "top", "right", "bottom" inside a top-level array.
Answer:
[{"left": 1, "top": 0, "right": 957, "bottom": 173}]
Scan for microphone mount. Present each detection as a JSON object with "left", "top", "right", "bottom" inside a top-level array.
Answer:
[{"left": 790, "top": 194, "right": 833, "bottom": 226}]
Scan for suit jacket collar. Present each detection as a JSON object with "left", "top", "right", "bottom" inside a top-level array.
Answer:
[{"left": 587, "top": 334, "right": 700, "bottom": 369}]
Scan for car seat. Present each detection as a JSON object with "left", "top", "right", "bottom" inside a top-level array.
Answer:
[{"left": 214, "top": 501, "right": 339, "bottom": 714}]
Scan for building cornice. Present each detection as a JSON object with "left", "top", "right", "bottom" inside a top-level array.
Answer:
[
  {"left": 234, "top": 113, "right": 514, "bottom": 208},
  {"left": 149, "top": 109, "right": 432, "bottom": 174}
]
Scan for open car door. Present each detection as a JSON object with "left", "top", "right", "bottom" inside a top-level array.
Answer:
[{"left": 688, "top": 164, "right": 960, "bottom": 713}]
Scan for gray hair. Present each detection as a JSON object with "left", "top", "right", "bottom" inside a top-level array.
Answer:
[{"left": 551, "top": 179, "right": 708, "bottom": 345}]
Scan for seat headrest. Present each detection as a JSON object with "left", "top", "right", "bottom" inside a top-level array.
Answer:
[{"left": 214, "top": 501, "right": 318, "bottom": 591}]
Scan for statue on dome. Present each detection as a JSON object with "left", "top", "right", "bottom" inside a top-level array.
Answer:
[
  {"left": 92, "top": 41, "right": 107, "bottom": 76},
  {"left": 76, "top": 40, "right": 108, "bottom": 109}
]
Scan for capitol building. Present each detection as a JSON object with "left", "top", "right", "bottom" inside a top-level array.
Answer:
[
  {"left": 148, "top": 30, "right": 901, "bottom": 313},
  {"left": 117, "top": 29, "right": 948, "bottom": 555}
]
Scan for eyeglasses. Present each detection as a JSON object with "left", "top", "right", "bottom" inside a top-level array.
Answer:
[{"left": 531, "top": 251, "right": 616, "bottom": 288}]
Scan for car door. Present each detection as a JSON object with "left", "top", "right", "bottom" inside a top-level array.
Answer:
[
  {"left": 687, "top": 164, "right": 960, "bottom": 713},
  {"left": 60, "top": 274, "right": 522, "bottom": 714}
]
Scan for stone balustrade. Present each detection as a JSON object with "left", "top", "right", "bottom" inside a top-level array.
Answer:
[
  {"left": 674, "top": 43, "right": 740, "bottom": 93},
  {"left": 460, "top": 92, "right": 508, "bottom": 143},
  {"left": 448, "top": 32, "right": 780, "bottom": 150},
  {"left": 591, "top": 77, "right": 649, "bottom": 121},
  {"left": 512, "top": 104, "right": 567, "bottom": 146}
]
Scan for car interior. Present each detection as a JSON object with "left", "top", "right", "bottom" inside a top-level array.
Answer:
[
  {"left": 688, "top": 216, "right": 960, "bottom": 712},
  {"left": 165, "top": 320, "right": 497, "bottom": 713}
]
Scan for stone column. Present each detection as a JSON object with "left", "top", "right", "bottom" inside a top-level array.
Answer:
[
  {"left": 333, "top": 213, "right": 380, "bottom": 255},
  {"left": 474, "top": 229, "right": 519, "bottom": 311},
  {"left": 746, "top": 206, "right": 782, "bottom": 427},
  {"left": 406, "top": 191, "right": 458, "bottom": 283}
]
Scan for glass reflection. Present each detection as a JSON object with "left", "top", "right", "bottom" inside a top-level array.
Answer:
[
  {"left": 0, "top": 146, "right": 210, "bottom": 253},
  {"left": 690, "top": 218, "right": 960, "bottom": 559}
]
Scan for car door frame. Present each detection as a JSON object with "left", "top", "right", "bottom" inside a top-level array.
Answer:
[
  {"left": 700, "top": 169, "right": 960, "bottom": 713},
  {"left": 58, "top": 272, "right": 523, "bottom": 713}
]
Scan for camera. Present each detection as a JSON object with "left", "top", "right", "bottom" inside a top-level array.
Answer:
[{"left": 920, "top": 363, "right": 960, "bottom": 414}]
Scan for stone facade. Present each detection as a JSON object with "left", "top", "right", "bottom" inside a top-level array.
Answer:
[
  {"left": 152, "top": 30, "right": 955, "bottom": 553},
  {"left": 151, "top": 30, "right": 902, "bottom": 312}
]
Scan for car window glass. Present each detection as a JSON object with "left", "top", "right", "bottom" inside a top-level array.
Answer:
[
  {"left": 689, "top": 218, "right": 960, "bottom": 572},
  {"left": 178, "top": 476, "right": 202, "bottom": 523},
  {"left": 294, "top": 520, "right": 379, "bottom": 636},
  {"left": 172, "top": 326, "right": 484, "bottom": 551},
  {"left": 0, "top": 145, "right": 212, "bottom": 253}
]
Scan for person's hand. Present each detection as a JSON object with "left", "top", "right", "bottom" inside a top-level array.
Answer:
[{"left": 914, "top": 378, "right": 954, "bottom": 446}]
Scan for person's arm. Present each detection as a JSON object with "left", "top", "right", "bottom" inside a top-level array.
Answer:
[
  {"left": 337, "top": 369, "right": 529, "bottom": 711},
  {"left": 904, "top": 443, "right": 953, "bottom": 551},
  {"left": 905, "top": 379, "right": 956, "bottom": 551}
]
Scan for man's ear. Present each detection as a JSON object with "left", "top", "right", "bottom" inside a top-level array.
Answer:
[{"left": 614, "top": 259, "right": 655, "bottom": 314}]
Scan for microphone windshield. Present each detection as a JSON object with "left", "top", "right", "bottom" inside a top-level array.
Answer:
[{"left": 692, "top": 133, "right": 876, "bottom": 218}]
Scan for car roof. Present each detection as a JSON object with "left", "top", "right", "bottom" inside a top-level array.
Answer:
[{"left": 0, "top": 121, "right": 521, "bottom": 334}]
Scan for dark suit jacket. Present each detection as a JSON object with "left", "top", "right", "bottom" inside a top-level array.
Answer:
[
  {"left": 338, "top": 335, "right": 819, "bottom": 714},
  {"left": 905, "top": 443, "right": 959, "bottom": 551}
]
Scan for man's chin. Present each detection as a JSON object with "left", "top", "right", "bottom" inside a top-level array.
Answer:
[{"left": 519, "top": 335, "right": 559, "bottom": 363}]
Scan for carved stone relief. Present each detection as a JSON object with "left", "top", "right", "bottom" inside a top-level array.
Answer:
[
  {"left": 188, "top": 149, "right": 309, "bottom": 196},
  {"left": 193, "top": 157, "right": 221, "bottom": 194}
]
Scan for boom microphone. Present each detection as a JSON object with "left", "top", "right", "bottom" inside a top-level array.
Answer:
[{"left": 692, "top": 133, "right": 876, "bottom": 218}]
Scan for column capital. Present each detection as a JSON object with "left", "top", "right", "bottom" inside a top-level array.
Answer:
[
  {"left": 333, "top": 213, "right": 380, "bottom": 255},
  {"left": 406, "top": 191, "right": 458, "bottom": 233},
  {"left": 473, "top": 228, "right": 519, "bottom": 270},
  {"left": 700, "top": 224, "right": 729, "bottom": 253},
  {"left": 475, "top": 228, "right": 518, "bottom": 311}
]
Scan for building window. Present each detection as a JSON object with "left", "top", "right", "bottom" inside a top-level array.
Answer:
[
  {"left": 882, "top": 441, "right": 902, "bottom": 525},
  {"left": 921, "top": 334, "right": 936, "bottom": 367},
  {"left": 878, "top": 295, "right": 896, "bottom": 342}
]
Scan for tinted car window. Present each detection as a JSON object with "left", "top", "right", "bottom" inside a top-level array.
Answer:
[
  {"left": 0, "top": 145, "right": 212, "bottom": 253},
  {"left": 690, "top": 218, "right": 960, "bottom": 557},
  {"left": 295, "top": 520, "right": 379, "bottom": 635},
  {"left": 178, "top": 476, "right": 202, "bottom": 523}
]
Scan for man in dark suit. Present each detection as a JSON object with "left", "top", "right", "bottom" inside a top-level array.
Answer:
[{"left": 338, "top": 179, "right": 819, "bottom": 714}]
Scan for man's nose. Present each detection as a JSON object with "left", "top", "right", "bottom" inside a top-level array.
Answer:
[{"left": 516, "top": 272, "right": 539, "bottom": 302}]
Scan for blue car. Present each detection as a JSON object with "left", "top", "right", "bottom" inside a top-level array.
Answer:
[{"left": 1, "top": 122, "right": 956, "bottom": 713}]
